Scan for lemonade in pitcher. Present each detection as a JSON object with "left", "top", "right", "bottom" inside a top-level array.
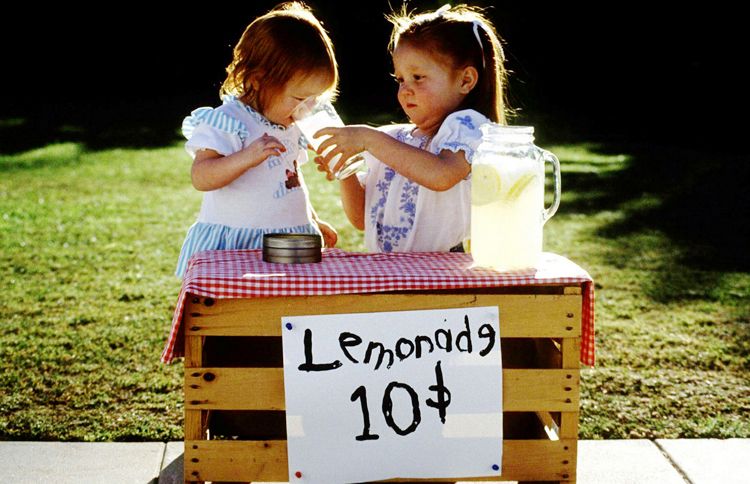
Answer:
[{"left": 470, "top": 126, "right": 560, "bottom": 270}]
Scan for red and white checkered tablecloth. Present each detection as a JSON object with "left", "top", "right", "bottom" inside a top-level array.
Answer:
[{"left": 161, "top": 249, "right": 595, "bottom": 365}]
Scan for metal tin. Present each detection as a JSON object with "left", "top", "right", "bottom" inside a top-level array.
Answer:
[{"left": 262, "top": 234, "right": 322, "bottom": 263}]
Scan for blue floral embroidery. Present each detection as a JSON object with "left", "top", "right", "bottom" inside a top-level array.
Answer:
[
  {"left": 456, "top": 115, "right": 475, "bottom": 130},
  {"left": 369, "top": 129, "right": 423, "bottom": 252}
]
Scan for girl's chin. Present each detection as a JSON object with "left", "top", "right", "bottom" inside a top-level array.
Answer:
[
  {"left": 404, "top": 111, "right": 421, "bottom": 125},
  {"left": 265, "top": 113, "right": 294, "bottom": 127},
  {"left": 409, "top": 116, "right": 433, "bottom": 131}
]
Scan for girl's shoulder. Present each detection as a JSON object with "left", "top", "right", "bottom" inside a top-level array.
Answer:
[
  {"left": 182, "top": 97, "right": 251, "bottom": 142},
  {"left": 181, "top": 95, "right": 291, "bottom": 143},
  {"left": 441, "top": 109, "right": 491, "bottom": 133},
  {"left": 432, "top": 109, "right": 492, "bottom": 161}
]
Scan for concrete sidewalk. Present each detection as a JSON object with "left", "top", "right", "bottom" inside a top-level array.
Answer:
[{"left": 0, "top": 439, "right": 747, "bottom": 483}]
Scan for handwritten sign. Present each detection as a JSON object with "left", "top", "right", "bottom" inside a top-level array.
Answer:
[{"left": 281, "top": 307, "right": 502, "bottom": 483}]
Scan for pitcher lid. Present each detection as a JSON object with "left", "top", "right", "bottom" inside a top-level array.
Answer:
[{"left": 480, "top": 124, "right": 535, "bottom": 140}]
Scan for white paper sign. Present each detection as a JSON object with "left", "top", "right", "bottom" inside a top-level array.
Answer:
[{"left": 281, "top": 306, "right": 502, "bottom": 484}]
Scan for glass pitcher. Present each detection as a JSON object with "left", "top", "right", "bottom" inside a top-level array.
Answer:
[{"left": 470, "top": 125, "right": 561, "bottom": 270}]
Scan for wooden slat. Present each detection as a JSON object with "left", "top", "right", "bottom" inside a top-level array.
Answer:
[
  {"left": 535, "top": 411, "right": 560, "bottom": 440},
  {"left": 185, "top": 368, "right": 579, "bottom": 412},
  {"left": 560, "top": 412, "right": 580, "bottom": 441},
  {"left": 562, "top": 337, "right": 581, "bottom": 370},
  {"left": 504, "top": 369, "right": 580, "bottom": 412},
  {"left": 186, "top": 368, "right": 285, "bottom": 411},
  {"left": 184, "top": 293, "right": 582, "bottom": 338},
  {"left": 184, "top": 336, "right": 205, "bottom": 443},
  {"left": 185, "top": 335, "right": 203, "bottom": 368},
  {"left": 184, "top": 439, "right": 576, "bottom": 482}
]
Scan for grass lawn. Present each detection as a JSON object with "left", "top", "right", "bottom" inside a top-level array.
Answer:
[{"left": 1, "top": 123, "right": 748, "bottom": 440}]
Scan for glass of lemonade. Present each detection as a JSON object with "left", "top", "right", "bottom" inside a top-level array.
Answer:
[{"left": 292, "top": 100, "right": 365, "bottom": 180}]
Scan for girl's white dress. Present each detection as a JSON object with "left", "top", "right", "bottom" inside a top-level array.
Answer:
[
  {"left": 359, "top": 109, "right": 490, "bottom": 253},
  {"left": 175, "top": 95, "right": 320, "bottom": 277}
]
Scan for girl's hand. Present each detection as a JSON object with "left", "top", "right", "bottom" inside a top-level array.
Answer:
[
  {"left": 313, "top": 155, "right": 336, "bottom": 181},
  {"left": 316, "top": 220, "right": 338, "bottom": 248},
  {"left": 315, "top": 126, "right": 372, "bottom": 174},
  {"left": 244, "top": 133, "right": 286, "bottom": 168},
  {"left": 190, "top": 133, "right": 287, "bottom": 191}
]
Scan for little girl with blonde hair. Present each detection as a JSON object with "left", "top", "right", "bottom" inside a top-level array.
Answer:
[{"left": 175, "top": 2, "right": 338, "bottom": 276}]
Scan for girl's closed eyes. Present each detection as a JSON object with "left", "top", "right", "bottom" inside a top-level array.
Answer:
[{"left": 392, "top": 73, "right": 426, "bottom": 84}]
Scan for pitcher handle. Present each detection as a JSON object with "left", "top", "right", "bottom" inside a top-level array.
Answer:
[{"left": 542, "top": 150, "right": 561, "bottom": 224}]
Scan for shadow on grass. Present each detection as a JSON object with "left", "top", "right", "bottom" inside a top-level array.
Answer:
[
  {"left": 0, "top": 99, "right": 188, "bottom": 163},
  {"left": 558, "top": 139, "right": 749, "bottom": 305},
  {"left": 4, "top": 104, "right": 748, "bottom": 277}
]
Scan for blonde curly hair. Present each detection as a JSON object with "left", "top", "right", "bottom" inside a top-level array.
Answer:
[{"left": 221, "top": 2, "right": 338, "bottom": 112}]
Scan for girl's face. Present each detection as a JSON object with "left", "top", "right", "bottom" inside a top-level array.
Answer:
[
  {"left": 264, "top": 72, "right": 332, "bottom": 127},
  {"left": 392, "top": 42, "right": 468, "bottom": 134}
]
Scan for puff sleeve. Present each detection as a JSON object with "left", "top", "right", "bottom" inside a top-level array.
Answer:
[
  {"left": 432, "top": 109, "right": 491, "bottom": 164},
  {"left": 181, "top": 107, "right": 250, "bottom": 158}
]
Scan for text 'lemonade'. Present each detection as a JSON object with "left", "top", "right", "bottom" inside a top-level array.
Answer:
[
  {"left": 293, "top": 100, "right": 364, "bottom": 179},
  {"left": 470, "top": 126, "right": 561, "bottom": 271}
]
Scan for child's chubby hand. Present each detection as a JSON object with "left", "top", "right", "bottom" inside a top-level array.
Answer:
[
  {"left": 244, "top": 133, "right": 286, "bottom": 167},
  {"left": 312, "top": 154, "right": 336, "bottom": 181},
  {"left": 316, "top": 220, "right": 338, "bottom": 248},
  {"left": 315, "top": 126, "right": 372, "bottom": 175}
]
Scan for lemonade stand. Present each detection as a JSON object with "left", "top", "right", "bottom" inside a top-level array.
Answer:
[{"left": 164, "top": 125, "right": 594, "bottom": 483}]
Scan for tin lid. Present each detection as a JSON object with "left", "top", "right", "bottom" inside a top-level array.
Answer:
[
  {"left": 263, "top": 233, "right": 322, "bottom": 249},
  {"left": 262, "top": 233, "right": 322, "bottom": 264},
  {"left": 262, "top": 252, "right": 322, "bottom": 264},
  {"left": 263, "top": 246, "right": 321, "bottom": 257}
]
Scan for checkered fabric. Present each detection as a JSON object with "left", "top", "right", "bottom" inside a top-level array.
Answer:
[{"left": 161, "top": 249, "right": 595, "bottom": 365}]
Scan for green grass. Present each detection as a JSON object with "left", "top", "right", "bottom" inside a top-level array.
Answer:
[{"left": 1, "top": 135, "right": 748, "bottom": 441}]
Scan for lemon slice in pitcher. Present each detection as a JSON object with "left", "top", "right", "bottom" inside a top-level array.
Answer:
[
  {"left": 472, "top": 163, "right": 502, "bottom": 205},
  {"left": 505, "top": 172, "right": 536, "bottom": 201}
]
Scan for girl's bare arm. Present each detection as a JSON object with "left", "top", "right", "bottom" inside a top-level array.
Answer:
[
  {"left": 316, "top": 126, "right": 470, "bottom": 191},
  {"left": 191, "top": 134, "right": 286, "bottom": 191}
]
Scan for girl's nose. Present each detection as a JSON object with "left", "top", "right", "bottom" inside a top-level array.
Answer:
[{"left": 398, "top": 82, "right": 413, "bottom": 96}]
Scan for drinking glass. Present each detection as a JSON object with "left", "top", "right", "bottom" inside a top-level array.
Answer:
[{"left": 293, "top": 100, "right": 365, "bottom": 180}]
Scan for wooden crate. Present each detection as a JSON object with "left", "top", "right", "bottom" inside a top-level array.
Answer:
[{"left": 182, "top": 286, "right": 582, "bottom": 483}]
